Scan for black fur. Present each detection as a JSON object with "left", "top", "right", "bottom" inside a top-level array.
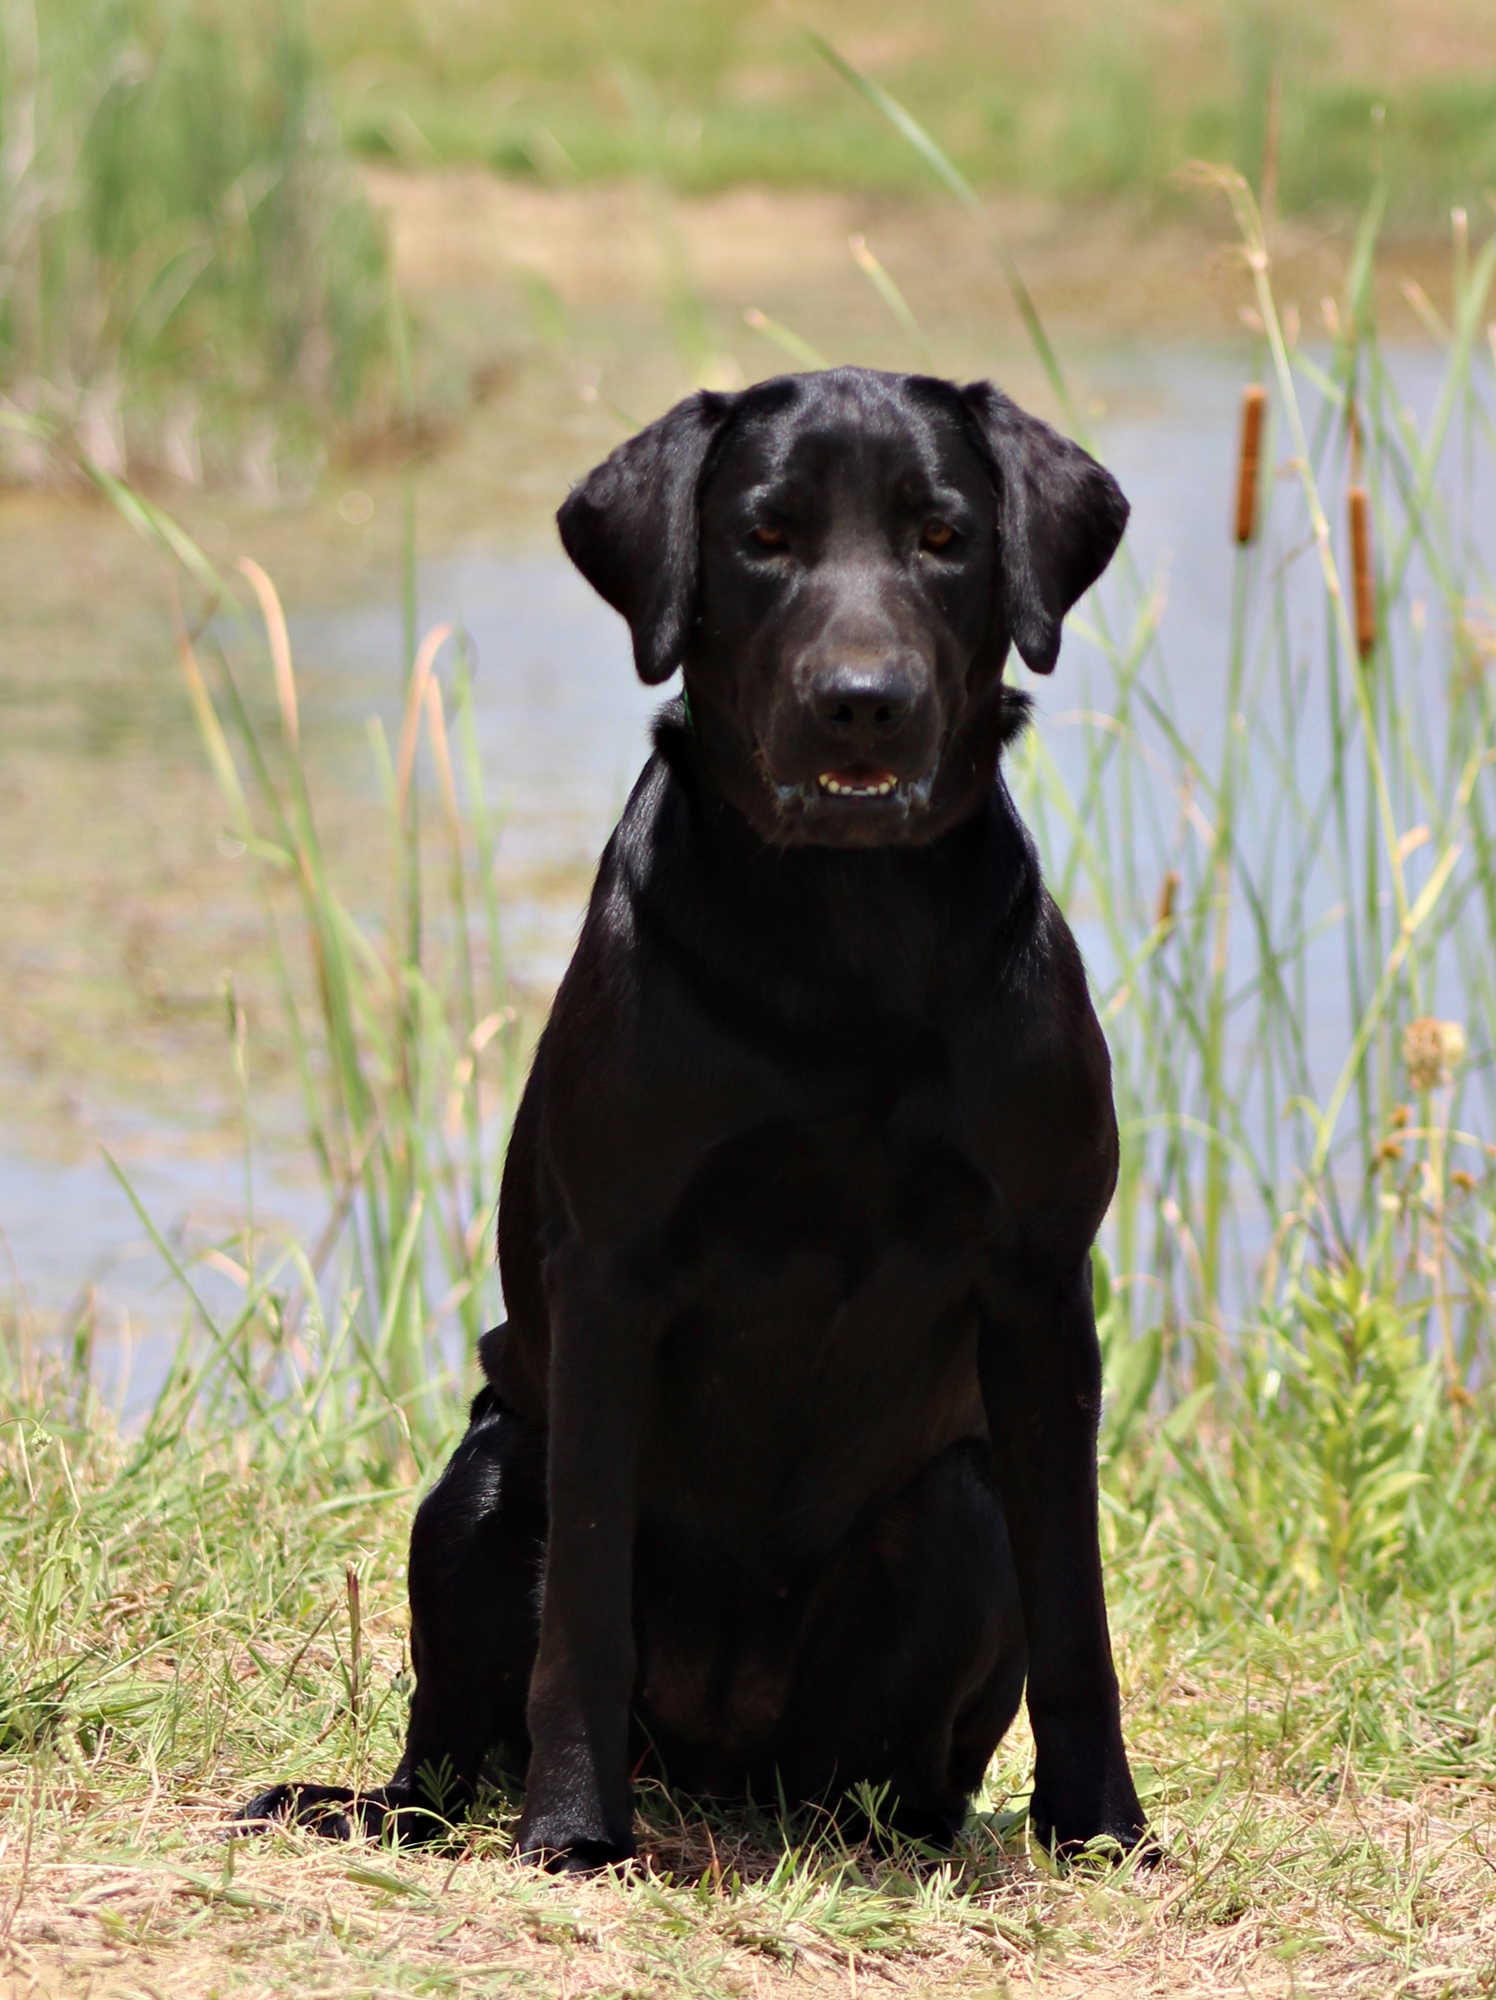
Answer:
[{"left": 239, "top": 367, "right": 1146, "bottom": 1871}]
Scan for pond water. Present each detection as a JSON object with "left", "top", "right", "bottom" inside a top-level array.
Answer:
[{"left": 3, "top": 336, "right": 1488, "bottom": 1383}]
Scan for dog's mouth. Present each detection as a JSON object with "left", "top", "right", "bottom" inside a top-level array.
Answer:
[
  {"left": 817, "top": 764, "right": 899, "bottom": 799},
  {"left": 772, "top": 766, "right": 936, "bottom": 815}
]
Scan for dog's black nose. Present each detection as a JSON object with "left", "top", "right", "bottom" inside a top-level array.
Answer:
[{"left": 812, "top": 667, "right": 915, "bottom": 736}]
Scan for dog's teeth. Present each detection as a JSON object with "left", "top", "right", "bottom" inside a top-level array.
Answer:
[{"left": 818, "top": 772, "right": 900, "bottom": 799}]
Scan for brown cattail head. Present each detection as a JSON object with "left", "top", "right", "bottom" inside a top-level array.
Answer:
[
  {"left": 1348, "top": 485, "right": 1375, "bottom": 659},
  {"left": 1155, "top": 868, "right": 1180, "bottom": 928},
  {"left": 1234, "top": 384, "right": 1266, "bottom": 545}
]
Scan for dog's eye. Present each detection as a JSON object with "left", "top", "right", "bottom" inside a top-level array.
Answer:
[
  {"left": 921, "top": 520, "right": 956, "bottom": 551},
  {"left": 751, "top": 524, "right": 787, "bottom": 551}
]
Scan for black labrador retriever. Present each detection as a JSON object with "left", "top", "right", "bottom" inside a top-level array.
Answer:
[{"left": 243, "top": 365, "right": 1147, "bottom": 1870}]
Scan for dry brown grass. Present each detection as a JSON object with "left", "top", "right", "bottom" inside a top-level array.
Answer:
[{"left": 3, "top": 1778, "right": 1495, "bottom": 1997}]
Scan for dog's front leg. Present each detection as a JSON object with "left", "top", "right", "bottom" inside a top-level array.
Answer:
[
  {"left": 517, "top": 1241, "right": 648, "bottom": 1872},
  {"left": 978, "top": 1257, "right": 1147, "bottom": 1858}
]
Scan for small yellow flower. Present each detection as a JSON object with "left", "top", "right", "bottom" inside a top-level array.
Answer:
[{"left": 1402, "top": 1017, "right": 1466, "bottom": 1092}]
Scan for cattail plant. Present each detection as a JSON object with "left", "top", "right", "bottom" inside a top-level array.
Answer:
[
  {"left": 1234, "top": 383, "right": 1267, "bottom": 544},
  {"left": 1348, "top": 485, "right": 1377, "bottom": 659},
  {"left": 1346, "top": 398, "right": 1376, "bottom": 659}
]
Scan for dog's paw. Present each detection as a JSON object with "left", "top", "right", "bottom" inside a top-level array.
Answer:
[
  {"left": 1041, "top": 1824, "right": 1160, "bottom": 1869},
  {"left": 1029, "top": 1797, "right": 1155, "bottom": 1867},
  {"left": 837, "top": 1797, "right": 963, "bottom": 1855},
  {"left": 235, "top": 1783, "right": 363, "bottom": 1840},
  {"left": 516, "top": 1792, "right": 637, "bottom": 1874},
  {"left": 516, "top": 1820, "right": 636, "bottom": 1875},
  {"left": 535, "top": 1839, "right": 635, "bottom": 1876},
  {"left": 239, "top": 1783, "right": 459, "bottom": 1846},
  {"left": 1030, "top": 1761, "right": 1153, "bottom": 1865}
]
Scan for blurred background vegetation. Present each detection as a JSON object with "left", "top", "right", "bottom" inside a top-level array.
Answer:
[
  {"left": 6, "top": 0, "right": 1496, "bottom": 479},
  {"left": 0, "top": 0, "right": 392, "bottom": 484},
  {"left": 306, "top": 0, "right": 1496, "bottom": 222}
]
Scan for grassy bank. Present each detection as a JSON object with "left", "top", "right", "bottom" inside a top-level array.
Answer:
[
  {"left": 1, "top": 1353, "right": 1493, "bottom": 1994},
  {"left": 308, "top": 0, "right": 1496, "bottom": 231},
  {"left": 4, "top": 52, "right": 1496, "bottom": 2000}
]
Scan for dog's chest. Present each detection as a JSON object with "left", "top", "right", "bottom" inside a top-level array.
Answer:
[{"left": 637, "top": 1111, "right": 994, "bottom": 1553}]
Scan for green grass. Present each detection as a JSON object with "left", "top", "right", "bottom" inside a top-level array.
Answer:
[
  {"left": 2, "top": 1330, "right": 1494, "bottom": 1992},
  {"left": 307, "top": 0, "right": 1496, "bottom": 230},
  {"left": 1, "top": 0, "right": 393, "bottom": 488},
  {"left": 6, "top": 49, "right": 1496, "bottom": 1998}
]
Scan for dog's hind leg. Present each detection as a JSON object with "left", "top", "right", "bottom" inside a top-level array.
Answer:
[
  {"left": 239, "top": 1391, "right": 547, "bottom": 1842},
  {"left": 772, "top": 1437, "right": 1026, "bottom": 1847}
]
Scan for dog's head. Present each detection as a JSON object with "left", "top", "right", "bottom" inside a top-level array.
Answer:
[{"left": 559, "top": 367, "right": 1127, "bottom": 846}]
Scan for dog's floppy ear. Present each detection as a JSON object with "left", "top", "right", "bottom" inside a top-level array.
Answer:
[
  {"left": 557, "top": 389, "right": 739, "bottom": 685},
  {"left": 958, "top": 381, "right": 1129, "bottom": 675}
]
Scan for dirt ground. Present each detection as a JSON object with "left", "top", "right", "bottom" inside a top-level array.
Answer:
[{"left": 364, "top": 166, "right": 1463, "bottom": 362}]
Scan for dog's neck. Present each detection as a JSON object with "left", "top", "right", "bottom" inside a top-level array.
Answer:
[{"left": 625, "top": 701, "right": 1041, "bottom": 1017}]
